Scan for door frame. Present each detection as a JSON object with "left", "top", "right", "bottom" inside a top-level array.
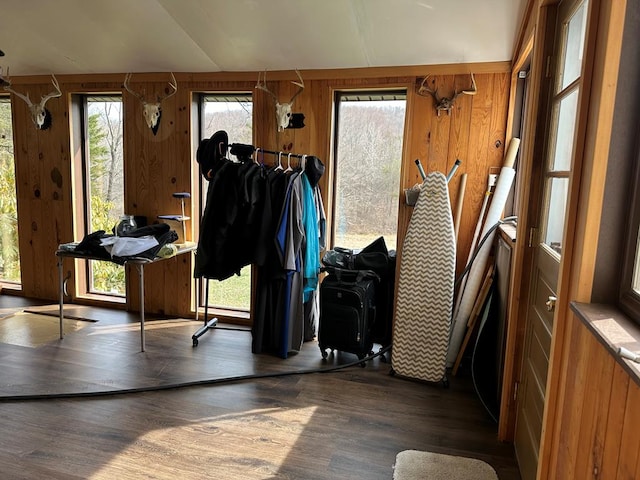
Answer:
[
  {"left": 499, "top": 3, "right": 558, "bottom": 442},
  {"left": 500, "top": 0, "right": 625, "bottom": 478}
]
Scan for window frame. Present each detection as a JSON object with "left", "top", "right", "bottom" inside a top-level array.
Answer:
[
  {"left": 73, "top": 93, "right": 127, "bottom": 302},
  {"left": 331, "top": 89, "right": 407, "bottom": 251},
  {"left": 0, "top": 94, "right": 21, "bottom": 287},
  {"left": 195, "top": 91, "right": 254, "bottom": 321},
  {"left": 619, "top": 134, "right": 640, "bottom": 320}
]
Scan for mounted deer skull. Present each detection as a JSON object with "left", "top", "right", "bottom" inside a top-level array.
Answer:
[
  {"left": 255, "top": 70, "right": 304, "bottom": 131},
  {"left": 124, "top": 72, "right": 177, "bottom": 133},
  {"left": 417, "top": 73, "right": 477, "bottom": 116},
  {"left": 3, "top": 73, "right": 62, "bottom": 129}
]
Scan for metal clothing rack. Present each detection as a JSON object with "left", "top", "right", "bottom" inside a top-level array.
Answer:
[
  {"left": 191, "top": 142, "right": 310, "bottom": 347},
  {"left": 192, "top": 279, "right": 217, "bottom": 346},
  {"left": 230, "top": 143, "right": 308, "bottom": 169},
  {"left": 230, "top": 143, "right": 307, "bottom": 160}
]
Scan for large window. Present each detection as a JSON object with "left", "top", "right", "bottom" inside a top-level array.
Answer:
[
  {"left": 0, "top": 96, "right": 20, "bottom": 285},
  {"left": 199, "top": 94, "right": 253, "bottom": 312},
  {"left": 333, "top": 91, "right": 406, "bottom": 251},
  {"left": 82, "top": 96, "right": 125, "bottom": 296}
]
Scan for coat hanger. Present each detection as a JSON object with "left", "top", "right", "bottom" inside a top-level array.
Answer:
[{"left": 285, "top": 152, "right": 293, "bottom": 173}]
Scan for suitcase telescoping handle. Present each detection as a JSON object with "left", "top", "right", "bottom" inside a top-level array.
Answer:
[{"left": 321, "top": 266, "right": 380, "bottom": 284}]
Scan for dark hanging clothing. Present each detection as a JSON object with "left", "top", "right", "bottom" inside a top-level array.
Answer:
[
  {"left": 194, "top": 158, "right": 273, "bottom": 280},
  {"left": 252, "top": 168, "right": 289, "bottom": 354},
  {"left": 194, "top": 134, "right": 326, "bottom": 358},
  {"left": 194, "top": 160, "right": 243, "bottom": 280}
]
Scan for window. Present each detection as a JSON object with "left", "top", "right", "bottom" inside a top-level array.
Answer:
[
  {"left": 199, "top": 94, "right": 253, "bottom": 312},
  {"left": 604, "top": 0, "right": 640, "bottom": 323},
  {"left": 620, "top": 136, "right": 640, "bottom": 320},
  {"left": 0, "top": 96, "right": 20, "bottom": 285},
  {"left": 540, "top": 2, "right": 587, "bottom": 258},
  {"left": 332, "top": 91, "right": 406, "bottom": 251},
  {"left": 82, "top": 96, "right": 125, "bottom": 296}
]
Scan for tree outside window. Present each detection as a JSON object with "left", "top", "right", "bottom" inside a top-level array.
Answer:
[
  {"left": 0, "top": 98, "right": 20, "bottom": 284},
  {"left": 85, "top": 97, "right": 125, "bottom": 295}
]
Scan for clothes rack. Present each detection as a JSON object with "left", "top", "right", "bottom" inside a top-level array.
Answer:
[
  {"left": 192, "top": 136, "right": 316, "bottom": 348},
  {"left": 192, "top": 276, "right": 216, "bottom": 346},
  {"left": 229, "top": 143, "right": 307, "bottom": 158}
]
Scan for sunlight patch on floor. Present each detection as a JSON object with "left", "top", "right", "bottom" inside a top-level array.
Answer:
[
  {"left": 90, "top": 406, "right": 319, "bottom": 479},
  {"left": 0, "top": 312, "right": 90, "bottom": 347},
  {"left": 87, "top": 319, "right": 201, "bottom": 335}
]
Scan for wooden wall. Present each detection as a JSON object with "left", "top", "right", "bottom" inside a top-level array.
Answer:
[
  {"left": 503, "top": 1, "right": 640, "bottom": 479},
  {"left": 4, "top": 66, "right": 510, "bottom": 318},
  {"left": 545, "top": 313, "right": 640, "bottom": 479}
]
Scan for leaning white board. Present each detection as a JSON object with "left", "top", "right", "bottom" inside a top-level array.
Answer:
[
  {"left": 392, "top": 171, "right": 456, "bottom": 383},
  {"left": 447, "top": 138, "right": 520, "bottom": 366}
]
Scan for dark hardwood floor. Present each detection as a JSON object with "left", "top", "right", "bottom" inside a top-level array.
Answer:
[{"left": 0, "top": 295, "right": 521, "bottom": 479}]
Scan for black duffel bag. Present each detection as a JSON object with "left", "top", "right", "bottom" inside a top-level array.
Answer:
[{"left": 322, "top": 236, "right": 394, "bottom": 274}]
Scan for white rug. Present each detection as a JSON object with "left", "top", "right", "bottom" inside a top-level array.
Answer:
[{"left": 393, "top": 450, "right": 499, "bottom": 480}]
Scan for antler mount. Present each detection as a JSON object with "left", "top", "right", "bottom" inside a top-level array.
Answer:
[
  {"left": 417, "top": 73, "right": 477, "bottom": 116},
  {"left": 255, "top": 70, "right": 305, "bottom": 131},
  {"left": 124, "top": 72, "right": 177, "bottom": 132},
  {"left": 3, "top": 73, "right": 62, "bottom": 129}
]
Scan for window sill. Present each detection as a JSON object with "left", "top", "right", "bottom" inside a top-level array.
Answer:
[
  {"left": 570, "top": 302, "right": 640, "bottom": 387},
  {"left": 200, "top": 307, "right": 250, "bottom": 326},
  {"left": 0, "top": 283, "right": 22, "bottom": 294},
  {"left": 74, "top": 293, "right": 127, "bottom": 308}
]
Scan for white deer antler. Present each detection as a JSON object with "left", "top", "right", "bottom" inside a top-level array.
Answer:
[
  {"left": 4, "top": 73, "right": 62, "bottom": 129},
  {"left": 124, "top": 72, "right": 177, "bottom": 130},
  {"left": 255, "top": 70, "right": 305, "bottom": 131},
  {"left": 158, "top": 72, "right": 178, "bottom": 103},
  {"left": 255, "top": 70, "right": 278, "bottom": 103},
  {"left": 287, "top": 69, "right": 305, "bottom": 105},
  {"left": 418, "top": 73, "right": 476, "bottom": 116}
]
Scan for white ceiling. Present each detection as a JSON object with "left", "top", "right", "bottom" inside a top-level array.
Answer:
[{"left": 0, "top": 0, "right": 527, "bottom": 76}]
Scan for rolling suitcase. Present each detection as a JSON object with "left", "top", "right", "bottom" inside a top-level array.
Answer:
[
  {"left": 318, "top": 267, "right": 378, "bottom": 362},
  {"left": 321, "top": 237, "right": 396, "bottom": 349}
]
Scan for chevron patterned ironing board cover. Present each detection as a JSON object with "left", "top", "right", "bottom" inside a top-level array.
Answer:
[{"left": 392, "top": 171, "right": 455, "bottom": 382}]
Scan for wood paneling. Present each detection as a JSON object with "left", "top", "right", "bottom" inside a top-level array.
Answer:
[
  {"left": 6, "top": 68, "right": 510, "bottom": 320},
  {"left": 10, "top": 83, "right": 74, "bottom": 300},
  {"left": 543, "top": 314, "right": 640, "bottom": 479}
]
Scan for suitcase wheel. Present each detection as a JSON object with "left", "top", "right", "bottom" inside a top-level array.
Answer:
[
  {"left": 319, "top": 345, "right": 332, "bottom": 360},
  {"left": 357, "top": 353, "right": 368, "bottom": 368},
  {"left": 377, "top": 346, "right": 388, "bottom": 363}
]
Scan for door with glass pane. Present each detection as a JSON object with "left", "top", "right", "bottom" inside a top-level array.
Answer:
[{"left": 514, "top": 1, "right": 588, "bottom": 479}]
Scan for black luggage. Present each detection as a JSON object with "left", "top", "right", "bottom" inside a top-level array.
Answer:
[
  {"left": 318, "top": 267, "right": 378, "bottom": 362},
  {"left": 321, "top": 237, "right": 396, "bottom": 348}
]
